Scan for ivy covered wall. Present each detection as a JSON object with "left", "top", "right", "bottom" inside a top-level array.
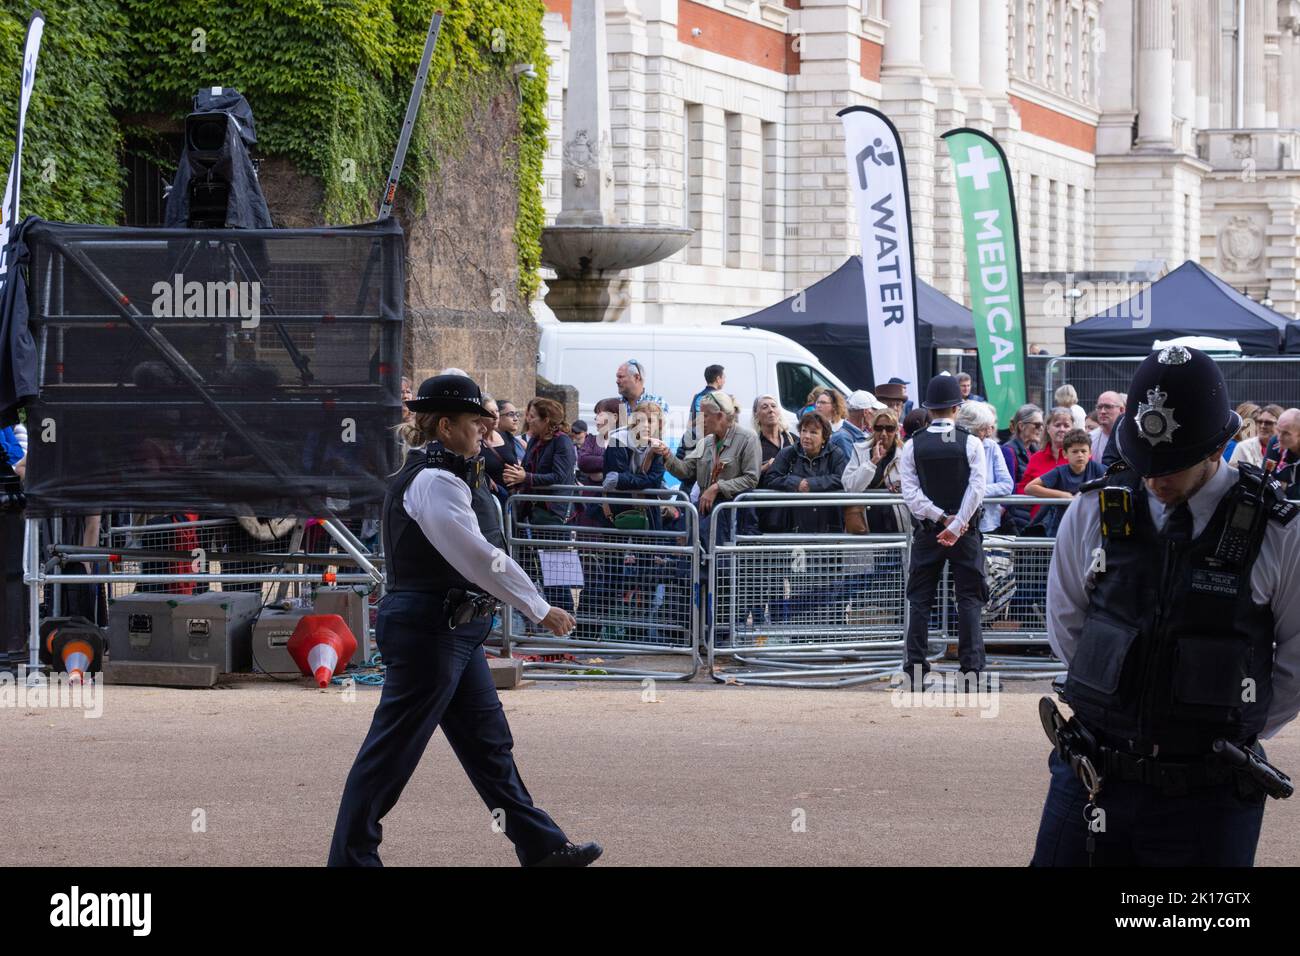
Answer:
[{"left": 0, "top": 0, "right": 549, "bottom": 299}]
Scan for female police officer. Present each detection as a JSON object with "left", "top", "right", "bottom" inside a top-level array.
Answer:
[
  {"left": 1032, "top": 346, "right": 1300, "bottom": 866},
  {"left": 328, "top": 373, "right": 601, "bottom": 867}
]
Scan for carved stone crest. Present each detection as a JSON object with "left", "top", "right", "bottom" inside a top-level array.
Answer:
[
  {"left": 563, "top": 128, "right": 610, "bottom": 189},
  {"left": 1230, "top": 133, "right": 1254, "bottom": 161},
  {"left": 1217, "top": 215, "right": 1265, "bottom": 273}
]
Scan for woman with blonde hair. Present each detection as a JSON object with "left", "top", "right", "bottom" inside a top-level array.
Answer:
[
  {"left": 601, "top": 399, "right": 667, "bottom": 529},
  {"left": 1230, "top": 404, "right": 1283, "bottom": 468},
  {"left": 859, "top": 408, "right": 908, "bottom": 534},
  {"left": 1224, "top": 402, "right": 1259, "bottom": 462},
  {"left": 1054, "top": 384, "right": 1087, "bottom": 429}
]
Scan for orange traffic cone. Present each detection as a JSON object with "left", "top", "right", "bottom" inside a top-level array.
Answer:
[
  {"left": 39, "top": 617, "right": 105, "bottom": 682},
  {"left": 286, "top": 614, "right": 358, "bottom": 687}
]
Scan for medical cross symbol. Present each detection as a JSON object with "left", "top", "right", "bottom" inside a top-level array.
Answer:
[{"left": 956, "top": 144, "right": 1000, "bottom": 191}]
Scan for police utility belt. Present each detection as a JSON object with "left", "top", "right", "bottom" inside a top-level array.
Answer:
[
  {"left": 389, "top": 587, "right": 499, "bottom": 630},
  {"left": 442, "top": 588, "right": 498, "bottom": 629},
  {"left": 1040, "top": 697, "right": 1294, "bottom": 801}
]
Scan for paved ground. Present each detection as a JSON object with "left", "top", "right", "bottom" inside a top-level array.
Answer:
[{"left": 2, "top": 667, "right": 1298, "bottom": 866}]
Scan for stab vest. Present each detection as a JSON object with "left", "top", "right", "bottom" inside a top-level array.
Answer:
[
  {"left": 382, "top": 443, "right": 488, "bottom": 594},
  {"left": 911, "top": 425, "right": 973, "bottom": 515},
  {"left": 1064, "top": 464, "right": 1295, "bottom": 754}
]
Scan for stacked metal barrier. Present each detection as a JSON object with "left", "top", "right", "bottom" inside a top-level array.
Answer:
[{"left": 21, "top": 515, "right": 381, "bottom": 669}]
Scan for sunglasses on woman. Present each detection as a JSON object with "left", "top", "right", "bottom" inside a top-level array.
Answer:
[{"left": 874, "top": 424, "right": 897, "bottom": 433}]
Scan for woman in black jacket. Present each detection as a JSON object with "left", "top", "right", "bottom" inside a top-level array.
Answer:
[
  {"left": 503, "top": 397, "right": 577, "bottom": 620},
  {"left": 759, "top": 412, "right": 847, "bottom": 628},
  {"left": 761, "top": 412, "right": 847, "bottom": 534}
]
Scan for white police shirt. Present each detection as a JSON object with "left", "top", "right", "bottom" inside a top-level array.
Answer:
[
  {"left": 1047, "top": 460, "right": 1300, "bottom": 739},
  {"left": 404, "top": 468, "right": 552, "bottom": 624},
  {"left": 897, "top": 420, "right": 987, "bottom": 534}
]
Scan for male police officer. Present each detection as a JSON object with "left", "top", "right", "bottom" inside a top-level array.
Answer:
[
  {"left": 1032, "top": 346, "right": 1300, "bottom": 866},
  {"left": 897, "top": 372, "right": 988, "bottom": 685},
  {"left": 328, "top": 373, "right": 602, "bottom": 867}
]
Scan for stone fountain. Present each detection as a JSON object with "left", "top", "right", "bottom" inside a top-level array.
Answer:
[{"left": 540, "top": 0, "right": 692, "bottom": 323}]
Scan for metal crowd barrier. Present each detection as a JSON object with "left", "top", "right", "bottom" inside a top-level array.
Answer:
[
  {"left": 705, "top": 493, "right": 1072, "bottom": 687},
  {"left": 502, "top": 490, "right": 701, "bottom": 681}
]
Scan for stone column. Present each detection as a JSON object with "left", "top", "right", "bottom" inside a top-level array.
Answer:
[
  {"left": 952, "top": 0, "right": 981, "bottom": 90},
  {"left": 1195, "top": 0, "right": 1219, "bottom": 129},
  {"left": 788, "top": 0, "right": 868, "bottom": 292},
  {"left": 923, "top": 0, "right": 967, "bottom": 297},
  {"left": 1245, "top": 0, "right": 1266, "bottom": 127},
  {"left": 1282, "top": 16, "right": 1300, "bottom": 129},
  {"left": 1173, "top": 0, "right": 1196, "bottom": 144},
  {"left": 607, "top": 1, "right": 649, "bottom": 227},
  {"left": 883, "top": 0, "right": 924, "bottom": 71},
  {"left": 921, "top": 0, "right": 953, "bottom": 77},
  {"left": 1136, "top": 0, "right": 1175, "bottom": 148},
  {"left": 979, "top": 0, "right": 1009, "bottom": 97},
  {"left": 881, "top": 0, "right": 936, "bottom": 282},
  {"left": 1266, "top": 0, "right": 1281, "bottom": 127}
]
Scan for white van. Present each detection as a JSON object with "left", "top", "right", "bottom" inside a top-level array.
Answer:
[{"left": 535, "top": 320, "right": 851, "bottom": 437}]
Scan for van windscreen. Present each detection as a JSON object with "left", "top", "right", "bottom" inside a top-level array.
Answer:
[{"left": 777, "top": 362, "right": 835, "bottom": 412}]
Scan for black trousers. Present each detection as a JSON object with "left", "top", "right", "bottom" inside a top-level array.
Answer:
[
  {"left": 904, "top": 525, "right": 987, "bottom": 672},
  {"left": 1031, "top": 749, "right": 1266, "bottom": 866},
  {"left": 328, "top": 592, "right": 568, "bottom": 866}
]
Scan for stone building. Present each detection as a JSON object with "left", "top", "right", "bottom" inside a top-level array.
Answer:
[{"left": 535, "top": 0, "right": 1300, "bottom": 352}]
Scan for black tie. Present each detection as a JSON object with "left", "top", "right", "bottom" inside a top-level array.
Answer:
[{"left": 1162, "top": 502, "right": 1194, "bottom": 543}]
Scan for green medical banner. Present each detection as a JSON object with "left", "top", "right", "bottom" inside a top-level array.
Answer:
[{"left": 941, "top": 128, "right": 1028, "bottom": 427}]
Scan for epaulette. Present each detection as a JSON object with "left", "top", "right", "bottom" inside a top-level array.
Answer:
[{"left": 1270, "top": 498, "right": 1299, "bottom": 525}]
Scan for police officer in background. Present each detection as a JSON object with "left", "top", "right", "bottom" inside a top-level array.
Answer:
[
  {"left": 898, "top": 372, "right": 988, "bottom": 686},
  {"left": 1033, "top": 346, "right": 1300, "bottom": 866},
  {"left": 328, "top": 373, "right": 602, "bottom": 867}
]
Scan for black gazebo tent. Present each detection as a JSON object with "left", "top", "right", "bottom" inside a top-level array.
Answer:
[
  {"left": 1064, "top": 260, "right": 1291, "bottom": 356},
  {"left": 722, "top": 256, "right": 976, "bottom": 390},
  {"left": 1286, "top": 319, "right": 1300, "bottom": 354}
]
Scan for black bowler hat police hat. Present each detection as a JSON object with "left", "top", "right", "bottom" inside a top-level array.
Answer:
[
  {"left": 921, "top": 372, "right": 964, "bottom": 410},
  {"left": 405, "top": 373, "right": 492, "bottom": 416},
  {"left": 1115, "top": 345, "right": 1241, "bottom": 478}
]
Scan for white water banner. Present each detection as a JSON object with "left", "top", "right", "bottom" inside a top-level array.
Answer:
[{"left": 837, "top": 105, "right": 920, "bottom": 401}]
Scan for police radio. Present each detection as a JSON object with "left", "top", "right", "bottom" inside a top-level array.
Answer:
[{"left": 1213, "top": 459, "right": 1276, "bottom": 569}]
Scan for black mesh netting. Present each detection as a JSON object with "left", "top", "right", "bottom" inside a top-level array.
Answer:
[{"left": 18, "top": 218, "right": 405, "bottom": 519}]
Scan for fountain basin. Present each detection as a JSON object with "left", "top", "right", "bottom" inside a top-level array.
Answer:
[{"left": 541, "top": 224, "right": 693, "bottom": 277}]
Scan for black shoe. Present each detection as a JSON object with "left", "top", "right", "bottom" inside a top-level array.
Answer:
[{"left": 531, "top": 841, "right": 603, "bottom": 867}]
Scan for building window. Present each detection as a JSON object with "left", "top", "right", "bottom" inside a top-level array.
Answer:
[
  {"left": 725, "top": 111, "right": 741, "bottom": 269},
  {"left": 762, "top": 120, "right": 779, "bottom": 272},
  {"left": 1048, "top": 178, "right": 1059, "bottom": 271},
  {"left": 1029, "top": 173, "right": 1041, "bottom": 269},
  {"left": 686, "top": 102, "right": 703, "bottom": 265},
  {"left": 1083, "top": 186, "right": 1093, "bottom": 268}
]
